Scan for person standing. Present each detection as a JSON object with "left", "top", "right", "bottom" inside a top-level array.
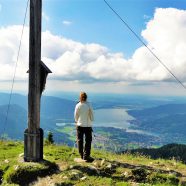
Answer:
[{"left": 74, "top": 92, "right": 94, "bottom": 162}]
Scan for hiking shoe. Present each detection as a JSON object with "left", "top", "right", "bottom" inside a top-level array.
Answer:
[{"left": 84, "top": 156, "right": 94, "bottom": 162}]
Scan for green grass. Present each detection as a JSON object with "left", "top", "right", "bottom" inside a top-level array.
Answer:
[
  {"left": 0, "top": 140, "right": 186, "bottom": 186},
  {"left": 55, "top": 126, "right": 76, "bottom": 142},
  {"left": 95, "top": 130, "right": 112, "bottom": 137},
  {"left": 0, "top": 141, "right": 23, "bottom": 160}
]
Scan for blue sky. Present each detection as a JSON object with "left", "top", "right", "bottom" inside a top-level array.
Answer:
[
  {"left": 0, "top": 0, "right": 186, "bottom": 95},
  {"left": 43, "top": 0, "right": 186, "bottom": 57},
  {"left": 42, "top": 0, "right": 186, "bottom": 57},
  {"left": 1, "top": 0, "right": 185, "bottom": 57}
]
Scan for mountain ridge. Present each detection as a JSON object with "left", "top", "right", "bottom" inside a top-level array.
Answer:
[
  {"left": 126, "top": 143, "right": 186, "bottom": 164},
  {"left": 1, "top": 93, "right": 186, "bottom": 149}
]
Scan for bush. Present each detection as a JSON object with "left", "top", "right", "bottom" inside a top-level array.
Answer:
[{"left": 45, "top": 132, "right": 54, "bottom": 145}]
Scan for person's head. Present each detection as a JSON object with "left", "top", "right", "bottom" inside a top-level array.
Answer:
[{"left": 79, "top": 92, "right": 87, "bottom": 102}]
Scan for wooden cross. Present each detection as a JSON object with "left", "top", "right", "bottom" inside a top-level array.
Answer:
[{"left": 24, "top": 0, "right": 51, "bottom": 162}]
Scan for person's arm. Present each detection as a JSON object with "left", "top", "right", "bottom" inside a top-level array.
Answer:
[
  {"left": 74, "top": 105, "right": 79, "bottom": 123},
  {"left": 89, "top": 105, "right": 94, "bottom": 121}
]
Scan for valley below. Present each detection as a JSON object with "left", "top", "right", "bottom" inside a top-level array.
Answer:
[{"left": 1, "top": 92, "right": 186, "bottom": 151}]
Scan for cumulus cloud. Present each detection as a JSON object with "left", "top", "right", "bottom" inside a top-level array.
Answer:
[
  {"left": 140, "top": 8, "right": 186, "bottom": 82},
  {"left": 0, "top": 25, "right": 29, "bottom": 81},
  {"left": 1, "top": 8, "right": 186, "bottom": 87}
]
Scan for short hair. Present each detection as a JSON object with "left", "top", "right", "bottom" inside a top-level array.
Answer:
[{"left": 80, "top": 92, "right": 87, "bottom": 102}]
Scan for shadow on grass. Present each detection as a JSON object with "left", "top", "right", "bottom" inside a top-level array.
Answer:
[
  {"left": 71, "top": 159, "right": 182, "bottom": 177},
  {"left": 110, "top": 160, "right": 182, "bottom": 177},
  {"left": 68, "top": 159, "right": 182, "bottom": 185},
  {"left": 55, "top": 183, "right": 74, "bottom": 186}
]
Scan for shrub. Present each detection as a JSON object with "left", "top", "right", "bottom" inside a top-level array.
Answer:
[{"left": 45, "top": 132, "right": 54, "bottom": 145}]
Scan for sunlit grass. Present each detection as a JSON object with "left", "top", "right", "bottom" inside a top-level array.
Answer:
[{"left": 0, "top": 141, "right": 186, "bottom": 186}]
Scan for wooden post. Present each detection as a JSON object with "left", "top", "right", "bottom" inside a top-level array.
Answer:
[{"left": 24, "top": 0, "right": 43, "bottom": 162}]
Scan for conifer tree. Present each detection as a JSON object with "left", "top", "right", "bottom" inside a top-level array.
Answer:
[{"left": 47, "top": 131, "right": 54, "bottom": 144}]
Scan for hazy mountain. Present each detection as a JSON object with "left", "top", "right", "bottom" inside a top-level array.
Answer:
[
  {"left": 128, "top": 103, "right": 186, "bottom": 120},
  {"left": 0, "top": 93, "right": 76, "bottom": 140},
  {"left": 41, "top": 96, "right": 75, "bottom": 120},
  {"left": 128, "top": 104, "right": 186, "bottom": 143},
  {"left": 0, "top": 93, "right": 76, "bottom": 120},
  {"left": 1, "top": 93, "right": 186, "bottom": 147},
  {"left": 0, "top": 104, "right": 27, "bottom": 139},
  {"left": 127, "top": 143, "right": 186, "bottom": 163},
  {"left": 0, "top": 93, "right": 27, "bottom": 109}
]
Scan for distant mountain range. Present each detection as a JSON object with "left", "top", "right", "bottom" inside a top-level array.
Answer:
[
  {"left": 41, "top": 96, "right": 75, "bottom": 120},
  {"left": 1, "top": 92, "right": 186, "bottom": 148},
  {"left": 128, "top": 104, "right": 186, "bottom": 143},
  {"left": 0, "top": 93, "right": 76, "bottom": 119},
  {"left": 0, "top": 93, "right": 76, "bottom": 140},
  {"left": 128, "top": 103, "right": 186, "bottom": 120},
  {"left": 0, "top": 104, "right": 27, "bottom": 140},
  {"left": 127, "top": 143, "right": 186, "bottom": 163}
]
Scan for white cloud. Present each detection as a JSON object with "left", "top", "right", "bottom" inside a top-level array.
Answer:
[
  {"left": 0, "top": 25, "right": 29, "bottom": 81},
  {"left": 0, "top": 4, "right": 2, "bottom": 12},
  {"left": 62, "top": 20, "right": 72, "bottom": 26},
  {"left": 1, "top": 7, "right": 186, "bottom": 93},
  {"left": 140, "top": 8, "right": 186, "bottom": 82}
]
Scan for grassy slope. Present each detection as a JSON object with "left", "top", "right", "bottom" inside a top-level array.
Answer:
[{"left": 0, "top": 141, "right": 186, "bottom": 186}]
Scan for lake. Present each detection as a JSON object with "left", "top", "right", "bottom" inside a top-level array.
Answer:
[
  {"left": 94, "top": 108, "right": 157, "bottom": 136},
  {"left": 56, "top": 107, "right": 157, "bottom": 136},
  {"left": 94, "top": 108, "right": 134, "bottom": 128}
]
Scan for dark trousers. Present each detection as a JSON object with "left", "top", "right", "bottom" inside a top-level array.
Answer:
[{"left": 76, "top": 126, "right": 92, "bottom": 159}]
